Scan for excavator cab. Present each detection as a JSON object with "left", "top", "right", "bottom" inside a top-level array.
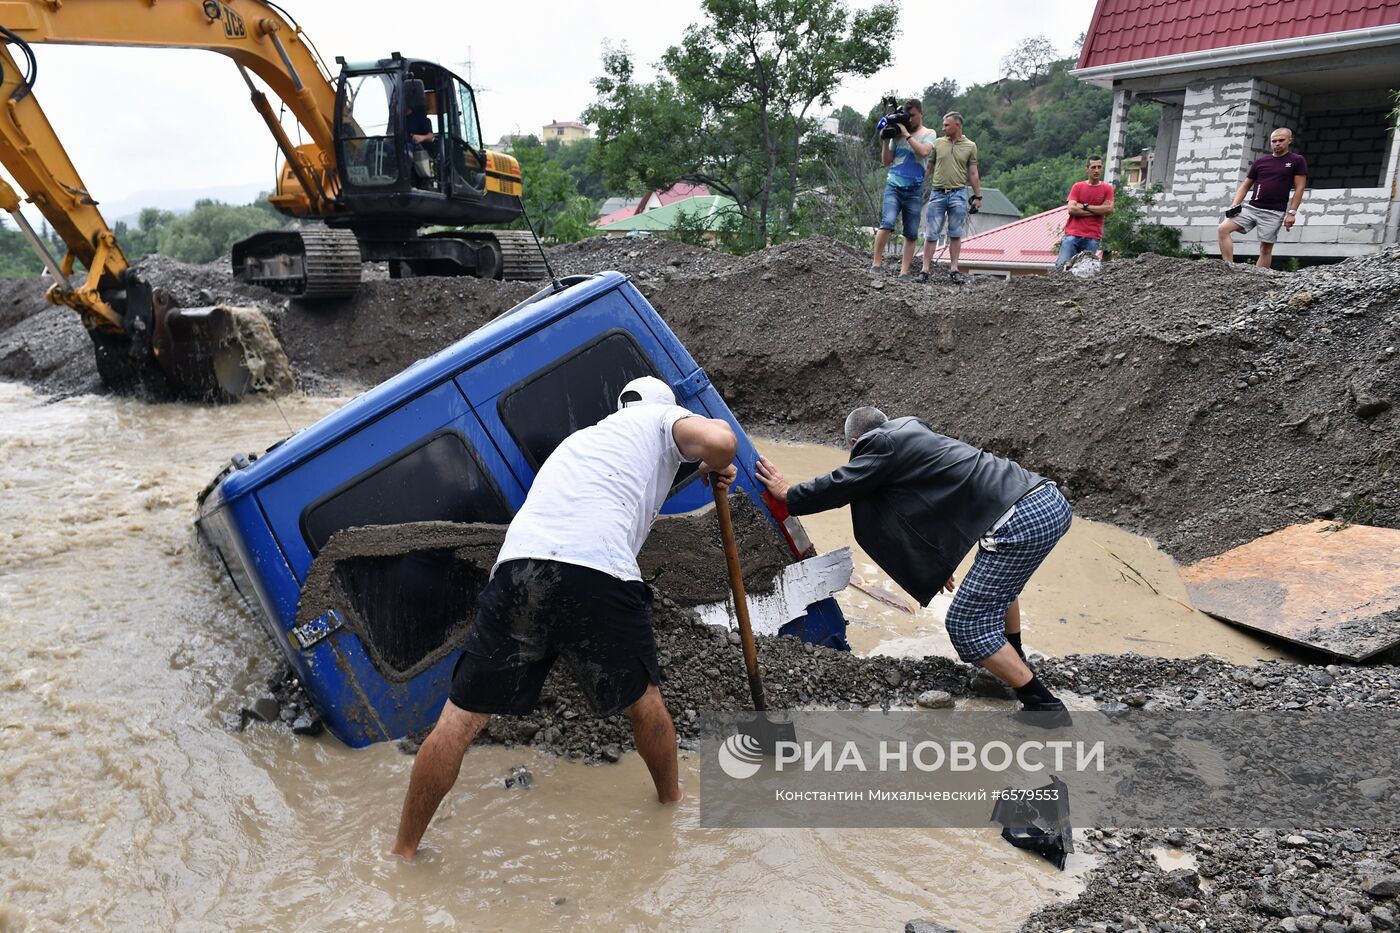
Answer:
[
  {"left": 330, "top": 56, "right": 526, "bottom": 275},
  {"left": 234, "top": 55, "right": 537, "bottom": 295},
  {"left": 336, "top": 58, "right": 489, "bottom": 202}
]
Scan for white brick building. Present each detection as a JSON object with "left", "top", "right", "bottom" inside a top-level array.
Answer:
[{"left": 1073, "top": 0, "right": 1400, "bottom": 261}]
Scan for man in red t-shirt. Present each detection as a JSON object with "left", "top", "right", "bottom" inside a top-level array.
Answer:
[
  {"left": 1218, "top": 127, "right": 1308, "bottom": 269},
  {"left": 1055, "top": 157, "right": 1115, "bottom": 270}
]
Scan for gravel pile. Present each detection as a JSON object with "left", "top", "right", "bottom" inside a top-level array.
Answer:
[{"left": 1022, "top": 826, "right": 1400, "bottom": 933}]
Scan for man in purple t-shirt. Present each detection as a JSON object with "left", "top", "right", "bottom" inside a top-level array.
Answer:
[{"left": 1218, "top": 127, "right": 1308, "bottom": 269}]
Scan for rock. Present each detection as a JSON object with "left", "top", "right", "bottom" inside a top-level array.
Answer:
[
  {"left": 916, "top": 690, "right": 954, "bottom": 709},
  {"left": 883, "top": 669, "right": 904, "bottom": 687},
  {"left": 727, "top": 629, "right": 742, "bottom": 645},
  {"left": 905, "top": 922, "right": 958, "bottom": 933},
  {"left": 242, "top": 696, "right": 281, "bottom": 723},
  {"left": 1122, "top": 692, "right": 1148, "bottom": 707},
  {"left": 1356, "top": 777, "right": 1391, "bottom": 801},
  {"left": 970, "top": 669, "right": 1013, "bottom": 699},
  {"left": 1284, "top": 835, "right": 1312, "bottom": 847},
  {"left": 600, "top": 744, "right": 622, "bottom": 763},
  {"left": 1309, "top": 670, "right": 1336, "bottom": 687},
  {"left": 1364, "top": 876, "right": 1400, "bottom": 899},
  {"left": 291, "top": 713, "right": 324, "bottom": 736},
  {"left": 504, "top": 764, "right": 533, "bottom": 790},
  {"left": 1160, "top": 867, "right": 1200, "bottom": 898},
  {"left": 1371, "top": 906, "right": 1396, "bottom": 929},
  {"left": 1355, "top": 397, "right": 1392, "bottom": 419}
]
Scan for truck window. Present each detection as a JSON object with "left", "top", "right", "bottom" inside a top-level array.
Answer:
[
  {"left": 302, "top": 430, "right": 510, "bottom": 553},
  {"left": 497, "top": 330, "right": 699, "bottom": 490},
  {"left": 301, "top": 430, "right": 513, "bottom": 681},
  {"left": 339, "top": 72, "right": 398, "bottom": 187}
]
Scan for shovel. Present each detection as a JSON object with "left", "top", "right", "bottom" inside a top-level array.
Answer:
[{"left": 712, "top": 482, "right": 797, "bottom": 753}]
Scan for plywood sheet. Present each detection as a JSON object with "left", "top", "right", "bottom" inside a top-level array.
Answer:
[{"left": 1180, "top": 522, "right": 1400, "bottom": 661}]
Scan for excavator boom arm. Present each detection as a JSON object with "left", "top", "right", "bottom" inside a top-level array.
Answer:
[{"left": 0, "top": 0, "right": 344, "bottom": 333}]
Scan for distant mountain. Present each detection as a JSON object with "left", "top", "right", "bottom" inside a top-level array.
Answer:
[{"left": 100, "top": 181, "right": 268, "bottom": 226}]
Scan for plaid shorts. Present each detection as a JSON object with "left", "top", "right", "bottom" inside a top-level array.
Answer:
[{"left": 945, "top": 484, "right": 1073, "bottom": 662}]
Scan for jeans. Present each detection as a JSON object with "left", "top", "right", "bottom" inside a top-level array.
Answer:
[
  {"left": 1055, "top": 235, "right": 1100, "bottom": 269},
  {"left": 880, "top": 183, "right": 922, "bottom": 240},
  {"left": 925, "top": 188, "right": 969, "bottom": 241}
]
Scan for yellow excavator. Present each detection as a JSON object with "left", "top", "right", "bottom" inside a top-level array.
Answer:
[{"left": 0, "top": 0, "right": 540, "bottom": 396}]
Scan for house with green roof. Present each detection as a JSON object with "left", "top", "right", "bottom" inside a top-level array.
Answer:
[{"left": 595, "top": 194, "right": 741, "bottom": 241}]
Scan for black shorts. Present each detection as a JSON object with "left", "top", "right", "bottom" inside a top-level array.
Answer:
[{"left": 448, "top": 559, "right": 662, "bottom": 718}]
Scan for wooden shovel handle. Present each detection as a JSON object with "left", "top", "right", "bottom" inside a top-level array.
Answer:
[{"left": 712, "top": 482, "right": 768, "bottom": 712}]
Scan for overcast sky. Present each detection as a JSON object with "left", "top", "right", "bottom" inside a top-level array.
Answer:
[{"left": 8, "top": 0, "right": 1097, "bottom": 218}]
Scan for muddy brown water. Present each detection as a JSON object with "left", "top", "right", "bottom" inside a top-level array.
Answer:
[
  {"left": 2, "top": 388, "right": 1286, "bottom": 929},
  {"left": 1, "top": 384, "right": 1101, "bottom": 931}
]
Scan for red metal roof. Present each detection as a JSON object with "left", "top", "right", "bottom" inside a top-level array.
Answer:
[
  {"left": 1077, "top": 0, "right": 1400, "bottom": 70},
  {"left": 959, "top": 206, "right": 1069, "bottom": 267}
]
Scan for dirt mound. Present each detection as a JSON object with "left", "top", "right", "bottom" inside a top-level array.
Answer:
[
  {"left": 2, "top": 238, "right": 1394, "bottom": 561},
  {"left": 639, "top": 242, "right": 1398, "bottom": 560},
  {"left": 545, "top": 235, "right": 732, "bottom": 281},
  {"left": 278, "top": 275, "right": 536, "bottom": 388}
]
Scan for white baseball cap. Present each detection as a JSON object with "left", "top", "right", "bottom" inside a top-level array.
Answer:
[{"left": 617, "top": 376, "right": 675, "bottom": 410}]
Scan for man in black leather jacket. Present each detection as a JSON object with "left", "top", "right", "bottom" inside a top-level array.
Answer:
[{"left": 755, "top": 407, "right": 1073, "bottom": 719}]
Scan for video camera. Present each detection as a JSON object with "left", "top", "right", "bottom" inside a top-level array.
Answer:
[{"left": 876, "top": 96, "right": 913, "bottom": 140}]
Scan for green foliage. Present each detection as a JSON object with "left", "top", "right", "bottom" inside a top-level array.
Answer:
[
  {"left": 831, "top": 104, "right": 865, "bottom": 137},
  {"left": 586, "top": 0, "right": 899, "bottom": 251},
  {"left": 504, "top": 136, "right": 597, "bottom": 243},
  {"left": 115, "top": 196, "right": 284, "bottom": 264},
  {"left": 920, "top": 79, "right": 959, "bottom": 124},
  {"left": 546, "top": 137, "right": 608, "bottom": 201},
  {"left": 927, "top": 55, "right": 1160, "bottom": 217},
  {"left": 0, "top": 217, "right": 45, "bottom": 278},
  {"left": 991, "top": 154, "right": 1084, "bottom": 215},
  {"left": 1101, "top": 186, "right": 1198, "bottom": 260},
  {"left": 669, "top": 201, "right": 744, "bottom": 249}
]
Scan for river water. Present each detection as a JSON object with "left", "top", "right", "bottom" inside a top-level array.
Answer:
[{"left": 0, "top": 384, "right": 1281, "bottom": 930}]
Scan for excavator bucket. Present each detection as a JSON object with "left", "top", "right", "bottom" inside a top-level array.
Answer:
[
  {"left": 158, "top": 305, "right": 295, "bottom": 400},
  {"left": 90, "top": 272, "right": 294, "bottom": 401}
]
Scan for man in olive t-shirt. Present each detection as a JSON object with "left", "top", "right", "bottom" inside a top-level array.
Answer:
[{"left": 921, "top": 112, "right": 982, "bottom": 285}]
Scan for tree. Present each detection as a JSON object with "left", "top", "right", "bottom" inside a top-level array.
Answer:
[
  {"left": 1101, "top": 186, "right": 1198, "bottom": 260},
  {"left": 0, "top": 215, "right": 44, "bottom": 278},
  {"left": 506, "top": 136, "right": 596, "bottom": 243},
  {"left": 920, "top": 78, "right": 959, "bottom": 124},
  {"left": 586, "top": 0, "right": 899, "bottom": 250},
  {"left": 830, "top": 104, "right": 865, "bottom": 137},
  {"left": 999, "top": 35, "right": 1057, "bottom": 88},
  {"left": 112, "top": 200, "right": 282, "bottom": 264}
]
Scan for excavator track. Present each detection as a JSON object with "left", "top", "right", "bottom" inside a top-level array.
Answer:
[
  {"left": 233, "top": 225, "right": 362, "bottom": 300},
  {"left": 488, "top": 230, "right": 549, "bottom": 282},
  {"left": 297, "top": 226, "right": 363, "bottom": 300}
]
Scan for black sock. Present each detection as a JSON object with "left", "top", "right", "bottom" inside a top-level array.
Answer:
[
  {"left": 1006, "top": 631, "right": 1025, "bottom": 660},
  {"left": 1014, "top": 674, "right": 1057, "bottom": 707}
]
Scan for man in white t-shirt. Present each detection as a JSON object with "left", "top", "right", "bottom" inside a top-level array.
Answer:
[{"left": 392, "top": 376, "right": 738, "bottom": 859}]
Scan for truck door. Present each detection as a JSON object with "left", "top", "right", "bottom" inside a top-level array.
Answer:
[{"left": 453, "top": 283, "right": 704, "bottom": 511}]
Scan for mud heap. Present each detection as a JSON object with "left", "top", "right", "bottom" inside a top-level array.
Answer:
[{"left": 8, "top": 239, "right": 1394, "bottom": 561}]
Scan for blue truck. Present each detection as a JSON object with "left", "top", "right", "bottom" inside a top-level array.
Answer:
[{"left": 196, "top": 272, "right": 848, "bottom": 747}]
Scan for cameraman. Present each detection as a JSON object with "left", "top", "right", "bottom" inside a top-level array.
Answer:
[{"left": 871, "top": 99, "right": 935, "bottom": 277}]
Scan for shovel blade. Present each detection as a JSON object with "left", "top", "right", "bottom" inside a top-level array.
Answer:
[{"left": 731, "top": 712, "right": 797, "bottom": 756}]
